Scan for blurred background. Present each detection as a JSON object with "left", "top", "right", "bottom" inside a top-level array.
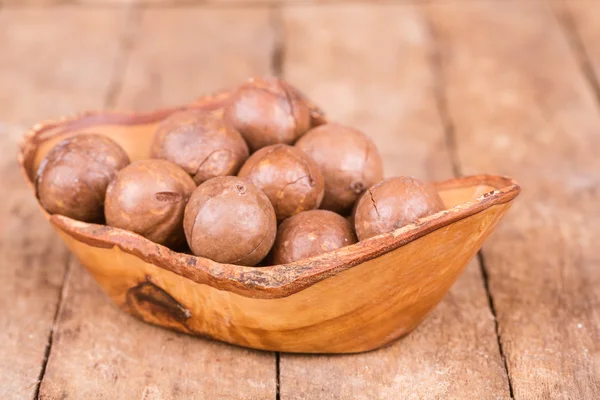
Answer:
[{"left": 1, "top": 1, "right": 599, "bottom": 399}]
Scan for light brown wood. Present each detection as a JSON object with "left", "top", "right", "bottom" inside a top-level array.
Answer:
[
  {"left": 282, "top": 5, "right": 453, "bottom": 182},
  {"left": 3, "top": 0, "right": 167, "bottom": 5},
  {"left": 53, "top": 190, "right": 514, "bottom": 352},
  {"left": 2, "top": 0, "right": 337, "bottom": 5},
  {"left": 17, "top": 5, "right": 519, "bottom": 356},
  {"left": 428, "top": 0, "right": 600, "bottom": 398},
  {"left": 5, "top": 0, "right": 597, "bottom": 396},
  {"left": 0, "top": 8, "right": 127, "bottom": 399},
  {"left": 279, "top": 258, "right": 503, "bottom": 398},
  {"left": 0, "top": 8, "right": 127, "bottom": 126},
  {"left": 39, "top": 259, "right": 276, "bottom": 399},
  {"left": 561, "top": 0, "right": 600, "bottom": 76},
  {"left": 278, "top": 3, "right": 512, "bottom": 397},
  {"left": 114, "top": 7, "right": 276, "bottom": 111},
  {"left": 36, "top": 7, "right": 280, "bottom": 399},
  {"left": 28, "top": 151, "right": 517, "bottom": 354}
]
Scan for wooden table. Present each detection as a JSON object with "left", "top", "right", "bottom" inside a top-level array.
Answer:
[{"left": 1, "top": 1, "right": 598, "bottom": 399}]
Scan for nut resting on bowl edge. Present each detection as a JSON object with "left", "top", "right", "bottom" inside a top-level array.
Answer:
[{"left": 18, "top": 95, "right": 520, "bottom": 354}]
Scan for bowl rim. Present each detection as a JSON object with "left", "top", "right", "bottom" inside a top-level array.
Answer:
[{"left": 17, "top": 107, "right": 520, "bottom": 300}]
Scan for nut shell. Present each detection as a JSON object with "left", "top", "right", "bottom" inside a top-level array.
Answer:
[
  {"left": 105, "top": 160, "right": 196, "bottom": 248},
  {"left": 151, "top": 109, "right": 249, "bottom": 185},
  {"left": 224, "top": 77, "right": 311, "bottom": 152},
  {"left": 35, "top": 134, "right": 130, "bottom": 222},
  {"left": 183, "top": 176, "right": 277, "bottom": 266},
  {"left": 271, "top": 210, "right": 357, "bottom": 264},
  {"left": 237, "top": 144, "right": 324, "bottom": 221},
  {"left": 354, "top": 177, "right": 445, "bottom": 241},
  {"left": 295, "top": 123, "right": 383, "bottom": 214}
]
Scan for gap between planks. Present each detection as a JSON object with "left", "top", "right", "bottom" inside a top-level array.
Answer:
[
  {"left": 270, "top": 5, "right": 283, "bottom": 399},
  {"left": 423, "top": 6, "right": 515, "bottom": 398},
  {"left": 269, "top": 4, "right": 284, "bottom": 78},
  {"left": 275, "top": 352, "right": 281, "bottom": 400},
  {"left": 32, "top": 5, "right": 143, "bottom": 397},
  {"left": 553, "top": 0, "right": 600, "bottom": 116},
  {"left": 33, "top": 261, "right": 73, "bottom": 400},
  {"left": 104, "top": 5, "right": 143, "bottom": 107},
  {"left": 477, "top": 252, "right": 515, "bottom": 398}
]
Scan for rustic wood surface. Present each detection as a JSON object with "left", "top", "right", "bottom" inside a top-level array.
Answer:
[
  {"left": 279, "top": 4, "right": 510, "bottom": 399},
  {"left": 36, "top": 6, "right": 278, "bottom": 400},
  {"left": 0, "top": 8, "right": 127, "bottom": 399},
  {"left": 1, "top": 1, "right": 599, "bottom": 400},
  {"left": 428, "top": 0, "right": 600, "bottom": 398}
]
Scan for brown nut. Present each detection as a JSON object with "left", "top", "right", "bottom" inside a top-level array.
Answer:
[
  {"left": 271, "top": 210, "right": 357, "bottom": 264},
  {"left": 183, "top": 176, "right": 276, "bottom": 266},
  {"left": 354, "top": 177, "right": 445, "bottom": 241},
  {"left": 224, "top": 77, "right": 312, "bottom": 152},
  {"left": 35, "top": 134, "right": 130, "bottom": 222},
  {"left": 105, "top": 159, "right": 196, "bottom": 248},
  {"left": 295, "top": 123, "right": 383, "bottom": 214},
  {"left": 237, "top": 144, "right": 324, "bottom": 221},
  {"left": 151, "top": 109, "right": 249, "bottom": 184}
]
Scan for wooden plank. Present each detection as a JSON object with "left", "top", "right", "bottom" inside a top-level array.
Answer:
[
  {"left": 40, "top": 261, "right": 276, "bottom": 399},
  {"left": 115, "top": 7, "right": 276, "bottom": 110},
  {"left": 279, "top": 4, "right": 511, "bottom": 399},
  {"left": 40, "top": 7, "right": 277, "bottom": 399},
  {"left": 560, "top": 0, "right": 600, "bottom": 79},
  {"left": 4, "top": 1, "right": 180, "bottom": 5},
  {"left": 0, "top": 0, "right": 350, "bottom": 8},
  {"left": 1, "top": 0, "right": 258, "bottom": 6},
  {"left": 0, "top": 8, "right": 128, "bottom": 399},
  {"left": 0, "top": 8, "right": 127, "bottom": 125},
  {"left": 427, "top": 1, "right": 600, "bottom": 398}
]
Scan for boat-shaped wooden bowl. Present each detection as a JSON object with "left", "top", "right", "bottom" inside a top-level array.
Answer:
[{"left": 18, "top": 98, "right": 520, "bottom": 354}]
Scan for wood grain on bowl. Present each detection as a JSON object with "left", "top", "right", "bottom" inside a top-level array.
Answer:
[{"left": 18, "top": 98, "right": 519, "bottom": 353}]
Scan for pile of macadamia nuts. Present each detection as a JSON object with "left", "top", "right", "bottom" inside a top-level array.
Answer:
[{"left": 36, "top": 77, "right": 445, "bottom": 266}]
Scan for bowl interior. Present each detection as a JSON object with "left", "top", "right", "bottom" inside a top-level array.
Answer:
[{"left": 24, "top": 108, "right": 183, "bottom": 182}]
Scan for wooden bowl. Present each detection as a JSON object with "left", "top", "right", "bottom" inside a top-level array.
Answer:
[{"left": 18, "top": 98, "right": 520, "bottom": 354}]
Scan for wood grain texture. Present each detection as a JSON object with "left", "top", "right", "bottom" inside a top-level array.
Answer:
[
  {"left": 428, "top": 0, "right": 600, "bottom": 398},
  {"left": 561, "top": 0, "right": 600, "bottom": 78},
  {"left": 18, "top": 106, "right": 519, "bottom": 354},
  {"left": 2, "top": 0, "right": 347, "bottom": 5},
  {"left": 4, "top": 0, "right": 208, "bottom": 5},
  {"left": 279, "top": 3, "right": 511, "bottom": 398},
  {"left": 283, "top": 4, "right": 453, "bottom": 182},
  {"left": 0, "top": 8, "right": 127, "bottom": 125},
  {"left": 0, "top": 8, "right": 128, "bottom": 399},
  {"left": 38, "top": 7, "right": 278, "bottom": 399},
  {"left": 114, "top": 7, "right": 275, "bottom": 110},
  {"left": 39, "top": 260, "right": 276, "bottom": 399},
  {"left": 45, "top": 179, "right": 516, "bottom": 353}
]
